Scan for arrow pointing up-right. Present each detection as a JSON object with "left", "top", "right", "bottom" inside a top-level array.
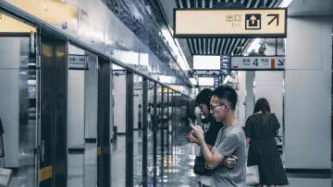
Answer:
[{"left": 267, "top": 14, "right": 279, "bottom": 26}]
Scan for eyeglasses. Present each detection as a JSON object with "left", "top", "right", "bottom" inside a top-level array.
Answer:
[
  {"left": 210, "top": 103, "right": 230, "bottom": 111},
  {"left": 209, "top": 104, "right": 222, "bottom": 111},
  {"left": 210, "top": 104, "right": 222, "bottom": 111}
]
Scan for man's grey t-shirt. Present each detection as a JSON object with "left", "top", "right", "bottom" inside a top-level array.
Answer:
[{"left": 210, "top": 124, "right": 247, "bottom": 187}]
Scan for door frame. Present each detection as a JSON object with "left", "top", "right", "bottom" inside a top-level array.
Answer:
[
  {"left": 96, "top": 57, "right": 111, "bottom": 187},
  {"left": 37, "top": 29, "right": 68, "bottom": 187}
]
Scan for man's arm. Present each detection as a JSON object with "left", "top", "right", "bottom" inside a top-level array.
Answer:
[
  {"left": 189, "top": 124, "right": 237, "bottom": 168},
  {"left": 199, "top": 140, "right": 225, "bottom": 169},
  {"left": 185, "top": 132, "right": 213, "bottom": 150},
  {"left": 199, "top": 133, "right": 239, "bottom": 169}
]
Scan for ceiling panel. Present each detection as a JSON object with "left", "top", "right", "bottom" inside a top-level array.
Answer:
[
  {"left": 288, "top": 0, "right": 333, "bottom": 16},
  {"left": 175, "top": 0, "right": 280, "bottom": 55}
]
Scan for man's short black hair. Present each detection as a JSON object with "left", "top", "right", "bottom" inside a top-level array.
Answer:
[
  {"left": 211, "top": 85, "right": 238, "bottom": 111},
  {"left": 195, "top": 88, "right": 212, "bottom": 106}
]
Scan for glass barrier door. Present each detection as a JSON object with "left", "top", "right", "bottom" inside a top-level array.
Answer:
[{"left": 0, "top": 12, "right": 39, "bottom": 187}]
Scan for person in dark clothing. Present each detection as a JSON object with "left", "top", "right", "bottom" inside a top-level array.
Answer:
[
  {"left": 185, "top": 88, "right": 236, "bottom": 167},
  {"left": 0, "top": 118, "right": 4, "bottom": 157},
  {"left": 138, "top": 104, "right": 142, "bottom": 129},
  {"left": 245, "top": 98, "right": 289, "bottom": 187}
]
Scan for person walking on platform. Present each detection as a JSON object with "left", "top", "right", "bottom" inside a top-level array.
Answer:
[
  {"left": 244, "top": 98, "right": 289, "bottom": 187},
  {"left": 190, "top": 86, "right": 247, "bottom": 187}
]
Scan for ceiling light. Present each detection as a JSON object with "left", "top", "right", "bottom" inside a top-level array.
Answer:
[
  {"left": 223, "top": 75, "right": 231, "bottom": 84},
  {"left": 246, "top": 38, "right": 261, "bottom": 54},
  {"left": 279, "top": 0, "right": 293, "bottom": 7}
]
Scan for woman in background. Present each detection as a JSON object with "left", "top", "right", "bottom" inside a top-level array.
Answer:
[{"left": 244, "top": 98, "right": 288, "bottom": 187}]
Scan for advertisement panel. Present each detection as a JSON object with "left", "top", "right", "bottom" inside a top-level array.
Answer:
[{"left": 6, "top": 0, "right": 79, "bottom": 37}]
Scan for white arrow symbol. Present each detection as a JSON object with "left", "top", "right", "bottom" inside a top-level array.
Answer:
[{"left": 250, "top": 15, "right": 257, "bottom": 24}]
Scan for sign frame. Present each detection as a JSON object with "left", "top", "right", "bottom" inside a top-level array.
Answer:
[
  {"left": 68, "top": 54, "right": 87, "bottom": 70},
  {"left": 230, "top": 55, "right": 285, "bottom": 71},
  {"left": 192, "top": 54, "right": 231, "bottom": 76},
  {"left": 193, "top": 70, "right": 220, "bottom": 75},
  {"left": 173, "top": 8, "right": 287, "bottom": 38},
  {"left": 220, "top": 55, "right": 231, "bottom": 75}
]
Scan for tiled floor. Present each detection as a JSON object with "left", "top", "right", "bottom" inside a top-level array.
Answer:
[
  {"left": 8, "top": 166, "right": 36, "bottom": 187},
  {"left": 6, "top": 128, "right": 333, "bottom": 187},
  {"left": 151, "top": 134, "right": 333, "bottom": 187}
]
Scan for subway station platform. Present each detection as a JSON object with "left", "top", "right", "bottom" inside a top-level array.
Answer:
[{"left": 0, "top": 0, "right": 333, "bottom": 186}]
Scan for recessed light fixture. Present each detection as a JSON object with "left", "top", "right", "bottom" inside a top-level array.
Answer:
[{"left": 279, "top": 0, "right": 293, "bottom": 7}]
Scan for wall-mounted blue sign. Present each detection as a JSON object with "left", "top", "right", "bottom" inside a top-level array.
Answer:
[
  {"left": 214, "top": 77, "right": 220, "bottom": 88},
  {"left": 220, "top": 55, "right": 231, "bottom": 75}
]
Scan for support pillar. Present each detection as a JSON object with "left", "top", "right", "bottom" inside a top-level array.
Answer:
[
  {"left": 284, "top": 17, "right": 332, "bottom": 172},
  {"left": 245, "top": 71, "right": 255, "bottom": 119}
]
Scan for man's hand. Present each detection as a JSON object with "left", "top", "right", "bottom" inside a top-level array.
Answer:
[
  {"left": 190, "top": 124, "right": 205, "bottom": 143},
  {"left": 185, "top": 132, "right": 199, "bottom": 144},
  {"left": 222, "top": 155, "right": 237, "bottom": 169}
]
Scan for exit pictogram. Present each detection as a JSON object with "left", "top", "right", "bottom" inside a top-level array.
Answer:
[{"left": 245, "top": 14, "right": 261, "bottom": 30}]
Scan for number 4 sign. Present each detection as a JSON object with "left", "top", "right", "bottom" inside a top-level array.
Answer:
[
  {"left": 252, "top": 58, "right": 258, "bottom": 66},
  {"left": 231, "top": 56, "right": 285, "bottom": 70}
]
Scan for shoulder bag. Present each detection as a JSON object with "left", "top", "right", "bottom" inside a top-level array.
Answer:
[
  {"left": 193, "top": 155, "right": 213, "bottom": 176},
  {"left": 246, "top": 165, "right": 260, "bottom": 186}
]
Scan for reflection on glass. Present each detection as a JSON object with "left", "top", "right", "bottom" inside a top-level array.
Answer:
[
  {"left": 67, "top": 44, "right": 86, "bottom": 186},
  {"left": 133, "top": 74, "right": 143, "bottom": 185},
  {"left": 146, "top": 80, "right": 155, "bottom": 184},
  {"left": 19, "top": 37, "right": 38, "bottom": 187},
  {"left": 0, "top": 13, "right": 37, "bottom": 185},
  {"left": 111, "top": 66, "right": 127, "bottom": 186}
]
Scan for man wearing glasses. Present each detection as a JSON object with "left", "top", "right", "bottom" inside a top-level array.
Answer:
[{"left": 190, "top": 85, "right": 246, "bottom": 187}]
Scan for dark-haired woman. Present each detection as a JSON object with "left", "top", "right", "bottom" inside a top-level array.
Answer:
[{"left": 244, "top": 98, "right": 288, "bottom": 187}]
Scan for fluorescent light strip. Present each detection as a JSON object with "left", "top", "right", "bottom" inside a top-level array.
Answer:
[
  {"left": 223, "top": 75, "right": 231, "bottom": 84},
  {"left": 246, "top": 38, "right": 261, "bottom": 54},
  {"left": 279, "top": 0, "right": 293, "bottom": 7}
]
